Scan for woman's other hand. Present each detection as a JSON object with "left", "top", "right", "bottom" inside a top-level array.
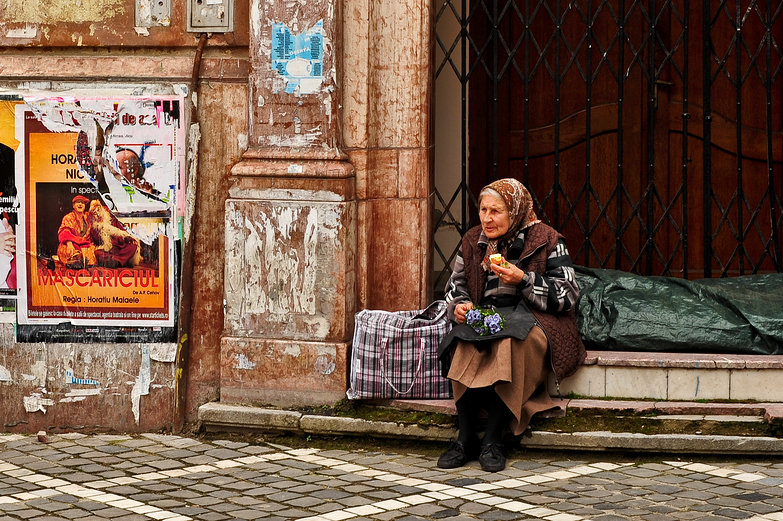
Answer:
[
  {"left": 454, "top": 301, "right": 474, "bottom": 324},
  {"left": 490, "top": 262, "right": 525, "bottom": 286}
]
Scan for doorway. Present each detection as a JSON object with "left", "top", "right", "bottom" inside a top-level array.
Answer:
[{"left": 433, "top": 0, "right": 783, "bottom": 294}]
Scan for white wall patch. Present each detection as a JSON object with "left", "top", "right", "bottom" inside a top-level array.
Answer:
[
  {"left": 6, "top": 25, "right": 37, "bottom": 38},
  {"left": 234, "top": 353, "right": 257, "bottom": 370}
]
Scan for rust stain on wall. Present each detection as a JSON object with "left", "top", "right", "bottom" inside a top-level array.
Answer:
[{"left": 3, "top": 0, "right": 125, "bottom": 24}]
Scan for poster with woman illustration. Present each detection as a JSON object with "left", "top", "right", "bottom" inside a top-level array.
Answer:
[
  {"left": 14, "top": 96, "right": 183, "bottom": 342},
  {"left": 0, "top": 98, "right": 21, "bottom": 313}
]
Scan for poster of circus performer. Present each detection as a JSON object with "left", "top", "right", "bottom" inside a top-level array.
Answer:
[{"left": 14, "top": 96, "right": 183, "bottom": 342}]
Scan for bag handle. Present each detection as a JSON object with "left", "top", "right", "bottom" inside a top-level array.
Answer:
[
  {"left": 379, "top": 338, "right": 426, "bottom": 395},
  {"left": 411, "top": 300, "right": 447, "bottom": 322}
]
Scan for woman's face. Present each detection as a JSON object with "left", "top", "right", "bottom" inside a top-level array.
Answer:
[{"left": 479, "top": 193, "right": 510, "bottom": 239}]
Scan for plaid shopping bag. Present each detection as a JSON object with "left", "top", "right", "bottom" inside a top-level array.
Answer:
[{"left": 347, "top": 301, "right": 453, "bottom": 399}]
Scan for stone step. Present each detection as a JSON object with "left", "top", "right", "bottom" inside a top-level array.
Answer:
[
  {"left": 362, "top": 351, "right": 783, "bottom": 426},
  {"left": 553, "top": 351, "right": 783, "bottom": 402},
  {"left": 198, "top": 401, "right": 783, "bottom": 455},
  {"left": 199, "top": 351, "right": 783, "bottom": 454},
  {"left": 564, "top": 399, "right": 783, "bottom": 421},
  {"left": 385, "top": 398, "right": 783, "bottom": 423}
]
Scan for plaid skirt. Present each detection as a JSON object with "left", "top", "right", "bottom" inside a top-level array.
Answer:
[{"left": 447, "top": 325, "right": 558, "bottom": 435}]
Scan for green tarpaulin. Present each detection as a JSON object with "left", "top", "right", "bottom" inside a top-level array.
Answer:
[{"left": 575, "top": 266, "right": 783, "bottom": 354}]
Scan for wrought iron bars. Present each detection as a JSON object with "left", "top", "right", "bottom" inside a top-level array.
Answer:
[{"left": 432, "top": 0, "right": 782, "bottom": 293}]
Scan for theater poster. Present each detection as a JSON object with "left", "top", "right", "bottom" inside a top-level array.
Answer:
[{"left": 14, "top": 97, "right": 183, "bottom": 342}]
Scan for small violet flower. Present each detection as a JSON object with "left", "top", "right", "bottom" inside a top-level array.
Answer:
[
  {"left": 465, "top": 307, "right": 505, "bottom": 336},
  {"left": 465, "top": 309, "right": 482, "bottom": 323}
]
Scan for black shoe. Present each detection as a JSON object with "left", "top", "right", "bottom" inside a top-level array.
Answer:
[
  {"left": 437, "top": 438, "right": 479, "bottom": 469},
  {"left": 478, "top": 442, "right": 506, "bottom": 472}
]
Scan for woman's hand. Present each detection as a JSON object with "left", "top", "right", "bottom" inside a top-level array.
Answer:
[
  {"left": 490, "top": 262, "right": 525, "bottom": 286},
  {"left": 454, "top": 301, "right": 474, "bottom": 324},
  {"left": 0, "top": 231, "right": 14, "bottom": 256}
]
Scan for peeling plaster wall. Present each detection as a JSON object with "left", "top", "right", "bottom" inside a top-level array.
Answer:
[
  {"left": 0, "top": 324, "right": 177, "bottom": 432},
  {"left": 0, "top": 0, "right": 249, "bottom": 47},
  {"left": 6, "top": 0, "right": 126, "bottom": 24},
  {"left": 224, "top": 196, "right": 355, "bottom": 341},
  {"left": 220, "top": 166, "right": 356, "bottom": 406},
  {"left": 0, "top": 82, "right": 185, "bottom": 433},
  {"left": 342, "top": 0, "right": 434, "bottom": 311},
  {"left": 248, "top": 0, "right": 340, "bottom": 152}
]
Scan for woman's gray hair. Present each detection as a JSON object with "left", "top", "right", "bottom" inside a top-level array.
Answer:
[{"left": 478, "top": 187, "right": 506, "bottom": 208}]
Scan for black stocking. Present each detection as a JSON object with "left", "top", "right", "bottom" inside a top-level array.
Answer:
[
  {"left": 455, "top": 389, "right": 480, "bottom": 444},
  {"left": 480, "top": 387, "right": 510, "bottom": 445}
]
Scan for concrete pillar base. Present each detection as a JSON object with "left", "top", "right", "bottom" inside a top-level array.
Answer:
[
  {"left": 220, "top": 337, "right": 348, "bottom": 407},
  {"left": 220, "top": 154, "right": 355, "bottom": 408}
]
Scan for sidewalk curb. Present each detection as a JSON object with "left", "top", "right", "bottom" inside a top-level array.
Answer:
[
  {"left": 198, "top": 402, "right": 783, "bottom": 454},
  {"left": 521, "top": 431, "right": 783, "bottom": 455},
  {"left": 198, "top": 402, "right": 456, "bottom": 441}
]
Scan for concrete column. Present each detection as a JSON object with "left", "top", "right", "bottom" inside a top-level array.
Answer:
[
  {"left": 221, "top": 0, "right": 355, "bottom": 406},
  {"left": 222, "top": 0, "right": 435, "bottom": 406}
]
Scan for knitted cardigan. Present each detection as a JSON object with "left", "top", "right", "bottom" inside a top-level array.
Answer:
[{"left": 461, "top": 223, "right": 586, "bottom": 385}]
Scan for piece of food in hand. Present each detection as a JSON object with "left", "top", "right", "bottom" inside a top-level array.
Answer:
[{"left": 489, "top": 254, "right": 509, "bottom": 267}]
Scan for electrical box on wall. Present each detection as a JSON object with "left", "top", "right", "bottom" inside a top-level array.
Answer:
[
  {"left": 187, "top": 0, "right": 234, "bottom": 33},
  {"left": 136, "top": 0, "right": 172, "bottom": 27}
]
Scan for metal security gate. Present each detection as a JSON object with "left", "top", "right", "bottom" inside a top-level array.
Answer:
[{"left": 432, "top": 0, "right": 783, "bottom": 296}]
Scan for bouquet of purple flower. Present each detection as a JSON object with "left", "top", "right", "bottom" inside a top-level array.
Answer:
[{"left": 465, "top": 306, "right": 506, "bottom": 336}]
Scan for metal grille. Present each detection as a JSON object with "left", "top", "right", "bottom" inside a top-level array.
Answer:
[{"left": 433, "top": 0, "right": 783, "bottom": 296}]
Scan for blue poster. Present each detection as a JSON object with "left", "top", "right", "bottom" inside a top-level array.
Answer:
[{"left": 271, "top": 20, "right": 324, "bottom": 94}]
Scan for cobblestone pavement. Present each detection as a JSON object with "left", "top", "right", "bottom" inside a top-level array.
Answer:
[{"left": 2, "top": 432, "right": 783, "bottom": 521}]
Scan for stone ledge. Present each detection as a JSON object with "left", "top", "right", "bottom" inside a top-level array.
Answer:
[
  {"left": 300, "top": 415, "right": 455, "bottom": 441},
  {"left": 585, "top": 351, "right": 783, "bottom": 369},
  {"left": 198, "top": 402, "right": 455, "bottom": 441},
  {"left": 385, "top": 398, "right": 783, "bottom": 422},
  {"left": 0, "top": 55, "right": 249, "bottom": 82},
  {"left": 567, "top": 399, "right": 771, "bottom": 416},
  {"left": 198, "top": 402, "right": 302, "bottom": 431}
]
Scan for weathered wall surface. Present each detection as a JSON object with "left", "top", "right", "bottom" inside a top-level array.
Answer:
[
  {"left": 343, "top": 0, "right": 434, "bottom": 311},
  {"left": 0, "top": 0, "right": 248, "bottom": 47},
  {"left": 220, "top": 171, "right": 355, "bottom": 406},
  {"left": 0, "top": 0, "right": 249, "bottom": 432},
  {"left": 3, "top": 0, "right": 438, "bottom": 420},
  {"left": 184, "top": 81, "right": 247, "bottom": 425},
  {"left": 0, "top": 326, "right": 177, "bottom": 432}
]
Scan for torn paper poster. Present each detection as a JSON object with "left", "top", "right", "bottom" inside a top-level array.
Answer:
[
  {"left": 131, "top": 345, "right": 151, "bottom": 424},
  {"left": 65, "top": 369, "right": 100, "bottom": 386},
  {"left": 0, "top": 99, "right": 22, "bottom": 303},
  {"left": 21, "top": 97, "right": 183, "bottom": 215},
  {"left": 24, "top": 394, "right": 54, "bottom": 413},
  {"left": 148, "top": 343, "right": 177, "bottom": 363},
  {"left": 271, "top": 20, "right": 324, "bottom": 95},
  {"left": 14, "top": 97, "right": 181, "bottom": 335},
  {"left": 59, "top": 388, "right": 101, "bottom": 403}
]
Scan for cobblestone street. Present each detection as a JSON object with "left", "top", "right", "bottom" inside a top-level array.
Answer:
[{"left": 1, "top": 432, "right": 783, "bottom": 521}]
